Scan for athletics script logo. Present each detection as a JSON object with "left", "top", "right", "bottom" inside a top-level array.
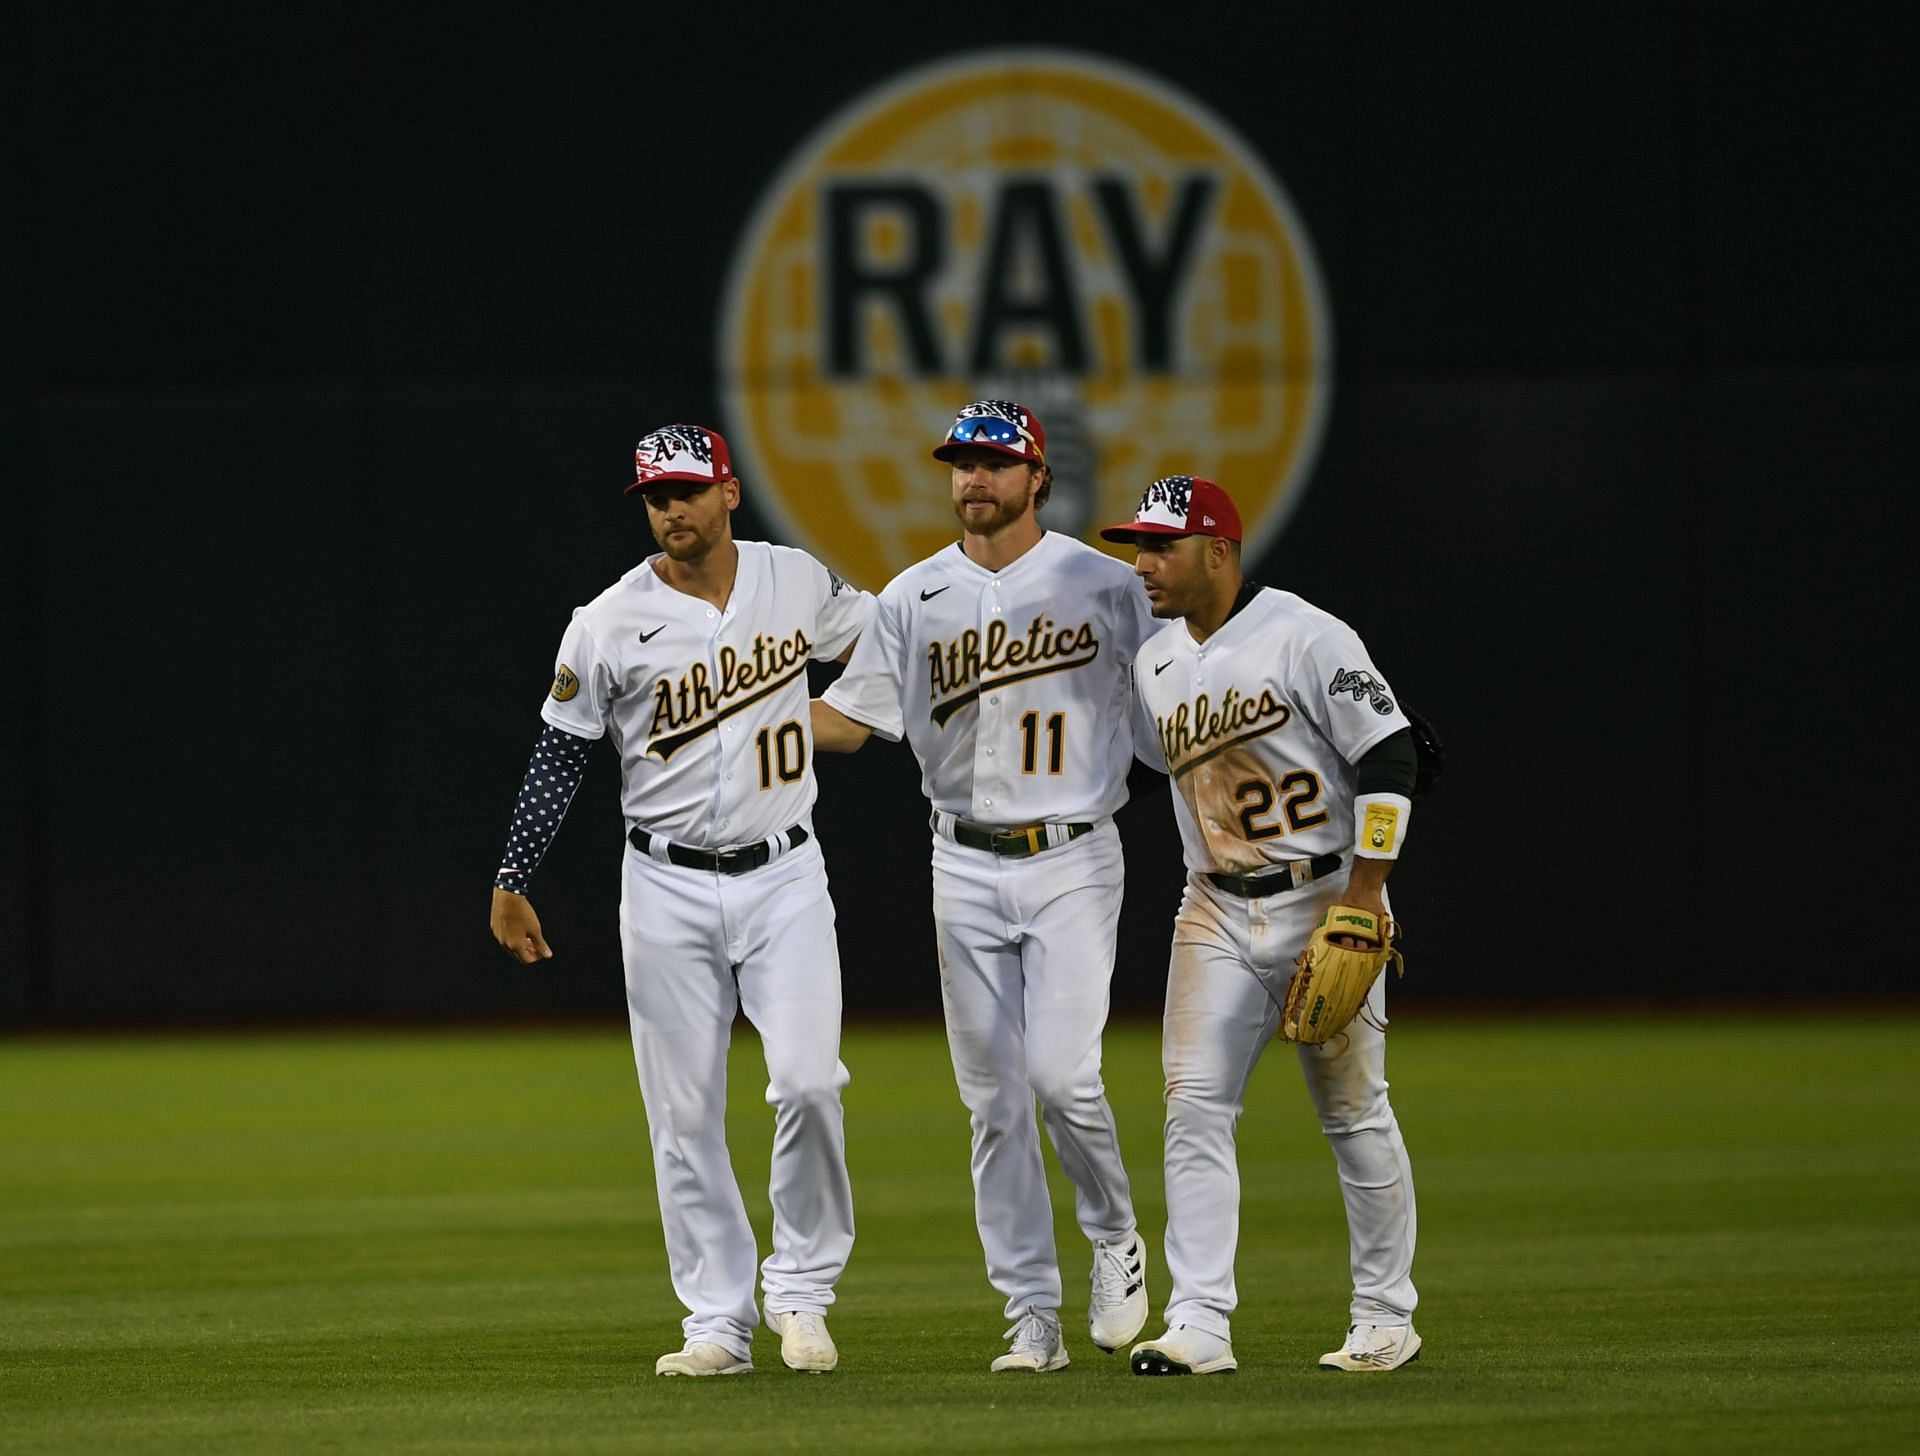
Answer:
[{"left": 719, "top": 49, "right": 1331, "bottom": 588}]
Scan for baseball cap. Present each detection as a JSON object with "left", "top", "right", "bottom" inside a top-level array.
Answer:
[
  {"left": 1098, "top": 476, "right": 1243, "bottom": 543},
  {"left": 626, "top": 424, "right": 733, "bottom": 494},
  {"left": 931, "top": 399, "right": 1047, "bottom": 465}
]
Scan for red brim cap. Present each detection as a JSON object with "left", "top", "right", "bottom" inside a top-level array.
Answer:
[
  {"left": 1097, "top": 519, "right": 1192, "bottom": 541},
  {"left": 1099, "top": 476, "right": 1243, "bottom": 543},
  {"left": 626, "top": 424, "right": 733, "bottom": 494}
]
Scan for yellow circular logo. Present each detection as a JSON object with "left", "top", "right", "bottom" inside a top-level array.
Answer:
[
  {"left": 721, "top": 49, "right": 1331, "bottom": 589},
  {"left": 550, "top": 665, "right": 580, "bottom": 703}
]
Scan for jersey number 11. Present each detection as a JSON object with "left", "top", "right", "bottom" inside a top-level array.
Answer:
[{"left": 1019, "top": 710, "right": 1065, "bottom": 775}]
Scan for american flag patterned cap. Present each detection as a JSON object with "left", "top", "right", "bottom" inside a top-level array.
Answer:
[
  {"left": 1099, "top": 476, "right": 1243, "bottom": 543},
  {"left": 626, "top": 425, "right": 734, "bottom": 494},
  {"left": 931, "top": 399, "right": 1047, "bottom": 465}
]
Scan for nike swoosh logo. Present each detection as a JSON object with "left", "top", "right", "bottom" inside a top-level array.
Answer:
[
  {"left": 1153, "top": 660, "right": 1172, "bottom": 675},
  {"left": 638, "top": 626, "right": 666, "bottom": 643},
  {"left": 920, "top": 586, "right": 951, "bottom": 601}
]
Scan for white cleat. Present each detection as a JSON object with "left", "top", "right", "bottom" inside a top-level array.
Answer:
[
  {"left": 768, "top": 1310, "right": 838, "bottom": 1373},
  {"left": 655, "top": 1340, "right": 753, "bottom": 1377},
  {"left": 1318, "top": 1323, "right": 1422, "bottom": 1372},
  {"left": 1129, "top": 1324, "right": 1238, "bottom": 1376},
  {"left": 990, "top": 1309, "right": 1070, "bottom": 1372},
  {"left": 1088, "top": 1232, "right": 1149, "bottom": 1352}
]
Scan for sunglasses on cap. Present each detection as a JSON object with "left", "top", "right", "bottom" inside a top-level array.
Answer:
[{"left": 944, "top": 415, "right": 1039, "bottom": 452}]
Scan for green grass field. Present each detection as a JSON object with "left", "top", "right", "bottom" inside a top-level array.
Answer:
[{"left": 3, "top": 1016, "right": 1916, "bottom": 1454}]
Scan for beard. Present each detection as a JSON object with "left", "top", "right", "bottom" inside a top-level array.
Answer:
[
  {"left": 1143, "top": 583, "right": 1189, "bottom": 619},
  {"left": 951, "top": 486, "right": 1037, "bottom": 537},
  {"left": 655, "top": 524, "right": 717, "bottom": 562}
]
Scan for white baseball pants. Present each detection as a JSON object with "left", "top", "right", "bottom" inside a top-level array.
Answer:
[
  {"left": 931, "top": 821, "right": 1137, "bottom": 1319},
  {"left": 619, "top": 834, "right": 854, "bottom": 1358},
  {"left": 1158, "top": 871, "right": 1418, "bottom": 1339}
]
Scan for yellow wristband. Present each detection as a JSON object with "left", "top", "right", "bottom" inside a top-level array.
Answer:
[{"left": 1354, "top": 793, "right": 1412, "bottom": 860}]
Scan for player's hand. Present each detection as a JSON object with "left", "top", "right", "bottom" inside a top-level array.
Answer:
[
  {"left": 1326, "top": 849, "right": 1393, "bottom": 950},
  {"left": 491, "top": 888, "right": 554, "bottom": 963},
  {"left": 1329, "top": 906, "right": 1385, "bottom": 949},
  {"left": 1329, "top": 880, "right": 1387, "bottom": 949}
]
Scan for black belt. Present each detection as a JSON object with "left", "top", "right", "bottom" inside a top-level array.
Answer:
[
  {"left": 1206, "top": 852, "right": 1344, "bottom": 899},
  {"left": 937, "top": 813, "right": 1092, "bottom": 859},
  {"left": 628, "top": 824, "right": 808, "bottom": 875}
]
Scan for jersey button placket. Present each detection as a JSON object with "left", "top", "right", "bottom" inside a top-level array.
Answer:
[
  {"left": 975, "top": 584, "right": 1008, "bottom": 818},
  {"left": 709, "top": 619, "right": 732, "bottom": 841}
]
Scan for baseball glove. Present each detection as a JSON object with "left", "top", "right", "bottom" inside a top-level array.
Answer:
[
  {"left": 1404, "top": 706, "right": 1445, "bottom": 800},
  {"left": 1281, "top": 904, "right": 1404, "bottom": 1045}
]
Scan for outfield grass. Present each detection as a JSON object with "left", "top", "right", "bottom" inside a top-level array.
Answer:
[{"left": 2, "top": 1016, "right": 1916, "bottom": 1454}]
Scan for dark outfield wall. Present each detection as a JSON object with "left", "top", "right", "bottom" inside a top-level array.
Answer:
[{"left": 3, "top": 5, "right": 1915, "bottom": 1023}]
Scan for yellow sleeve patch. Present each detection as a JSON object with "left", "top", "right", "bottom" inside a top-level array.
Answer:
[
  {"left": 550, "top": 665, "right": 580, "bottom": 703},
  {"left": 1362, "top": 801, "right": 1400, "bottom": 854}
]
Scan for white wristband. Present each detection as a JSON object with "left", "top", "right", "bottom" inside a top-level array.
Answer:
[{"left": 1353, "top": 792, "right": 1412, "bottom": 860}]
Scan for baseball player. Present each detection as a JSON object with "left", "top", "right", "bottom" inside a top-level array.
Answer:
[
  {"left": 809, "top": 400, "right": 1158, "bottom": 1372},
  {"left": 488, "top": 424, "right": 875, "bottom": 1377},
  {"left": 1099, "top": 476, "right": 1423, "bottom": 1376}
]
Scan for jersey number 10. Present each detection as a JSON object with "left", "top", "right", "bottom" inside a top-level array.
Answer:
[{"left": 756, "top": 721, "right": 806, "bottom": 788}]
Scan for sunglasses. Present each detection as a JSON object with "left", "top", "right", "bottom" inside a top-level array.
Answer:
[{"left": 945, "top": 415, "right": 1037, "bottom": 453}]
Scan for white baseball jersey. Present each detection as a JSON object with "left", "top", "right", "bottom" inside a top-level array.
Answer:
[
  {"left": 541, "top": 540, "right": 874, "bottom": 846},
  {"left": 823, "top": 531, "right": 1158, "bottom": 825},
  {"left": 1133, "top": 587, "right": 1410, "bottom": 875}
]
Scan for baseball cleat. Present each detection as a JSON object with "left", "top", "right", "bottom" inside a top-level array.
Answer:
[
  {"left": 990, "top": 1309, "right": 1070, "bottom": 1372},
  {"left": 1318, "top": 1323, "right": 1422, "bottom": 1372},
  {"left": 768, "top": 1310, "right": 838, "bottom": 1373},
  {"left": 1088, "top": 1232, "right": 1150, "bottom": 1351},
  {"left": 1129, "top": 1324, "right": 1238, "bottom": 1375},
  {"left": 654, "top": 1341, "right": 753, "bottom": 1377}
]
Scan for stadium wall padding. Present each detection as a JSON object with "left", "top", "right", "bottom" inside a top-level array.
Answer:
[{"left": 8, "top": 6, "right": 1915, "bottom": 1020}]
